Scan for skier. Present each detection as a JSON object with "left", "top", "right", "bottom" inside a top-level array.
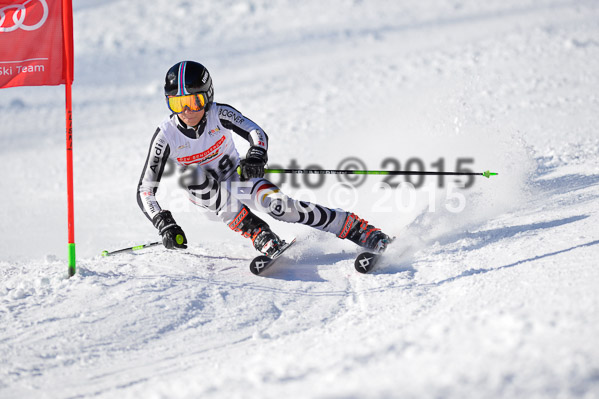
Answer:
[{"left": 137, "top": 61, "right": 391, "bottom": 257}]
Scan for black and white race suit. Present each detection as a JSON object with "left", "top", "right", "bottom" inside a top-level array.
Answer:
[{"left": 137, "top": 102, "right": 348, "bottom": 236}]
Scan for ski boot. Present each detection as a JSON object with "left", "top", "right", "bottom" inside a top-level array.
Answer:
[
  {"left": 228, "top": 205, "right": 283, "bottom": 256},
  {"left": 338, "top": 213, "right": 391, "bottom": 253},
  {"left": 252, "top": 229, "right": 283, "bottom": 257}
]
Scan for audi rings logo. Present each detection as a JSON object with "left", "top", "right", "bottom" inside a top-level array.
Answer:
[{"left": 0, "top": 0, "right": 48, "bottom": 33}]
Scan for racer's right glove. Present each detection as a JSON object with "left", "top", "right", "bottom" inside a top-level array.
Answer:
[{"left": 152, "top": 210, "right": 188, "bottom": 249}]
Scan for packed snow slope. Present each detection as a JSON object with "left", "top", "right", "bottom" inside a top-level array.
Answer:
[{"left": 1, "top": 0, "right": 599, "bottom": 398}]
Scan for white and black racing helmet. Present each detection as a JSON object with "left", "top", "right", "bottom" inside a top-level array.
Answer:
[{"left": 164, "top": 61, "right": 214, "bottom": 111}]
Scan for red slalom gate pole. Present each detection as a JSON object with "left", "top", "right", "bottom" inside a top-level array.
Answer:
[
  {"left": 62, "top": 0, "right": 75, "bottom": 277},
  {"left": 65, "top": 78, "right": 75, "bottom": 276}
]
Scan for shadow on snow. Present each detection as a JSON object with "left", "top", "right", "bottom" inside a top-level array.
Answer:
[{"left": 431, "top": 239, "right": 599, "bottom": 287}]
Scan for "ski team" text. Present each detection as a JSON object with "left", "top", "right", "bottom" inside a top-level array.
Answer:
[{"left": 0, "top": 65, "right": 45, "bottom": 75}]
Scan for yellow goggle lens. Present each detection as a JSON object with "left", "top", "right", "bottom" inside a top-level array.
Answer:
[{"left": 167, "top": 94, "right": 206, "bottom": 113}]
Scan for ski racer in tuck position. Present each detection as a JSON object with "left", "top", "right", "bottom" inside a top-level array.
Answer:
[{"left": 137, "top": 61, "right": 391, "bottom": 257}]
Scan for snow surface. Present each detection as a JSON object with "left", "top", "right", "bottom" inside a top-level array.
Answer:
[{"left": 1, "top": 0, "right": 599, "bottom": 398}]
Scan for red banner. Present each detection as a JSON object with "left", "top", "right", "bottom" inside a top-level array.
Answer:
[{"left": 0, "top": 0, "right": 73, "bottom": 88}]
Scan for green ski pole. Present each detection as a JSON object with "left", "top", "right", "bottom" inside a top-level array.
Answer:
[
  {"left": 101, "top": 241, "right": 162, "bottom": 257},
  {"left": 263, "top": 168, "right": 498, "bottom": 178}
]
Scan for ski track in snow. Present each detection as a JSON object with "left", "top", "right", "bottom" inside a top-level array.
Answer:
[{"left": 1, "top": 0, "right": 599, "bottom": 398}]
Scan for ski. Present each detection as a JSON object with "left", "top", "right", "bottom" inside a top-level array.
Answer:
[
  {"left": 354, "top": 251, "right": 381, "bottom": 273},
  {"left": 249, "top": 238, "right": 296, "bottom": 275},
  {"left": 354, "top": 236, "right": 397, "bottom": 273}
]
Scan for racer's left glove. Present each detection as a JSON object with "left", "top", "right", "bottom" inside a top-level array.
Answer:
[{"left": 239, "top": 146, "right": 267, "bottom": 180}]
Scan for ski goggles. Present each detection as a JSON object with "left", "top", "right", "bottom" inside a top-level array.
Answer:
[{"left": 166, "top": 93, "right": 207, "bottom": 113}]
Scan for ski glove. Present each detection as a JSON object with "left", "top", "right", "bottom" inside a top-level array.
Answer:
[
  {"left": 239, "top": 146, "right": 268, "bottom": 180},
  {"left": 152, "top": 210, "right": 188, "bottom": 249}
]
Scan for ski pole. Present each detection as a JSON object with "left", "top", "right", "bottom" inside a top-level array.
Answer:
[
  {"left": 264, "top": 168, "right": 498, "bottom": 178},
  {"left": 101, "top": 241, "right": 162, "bottom": 257}
]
